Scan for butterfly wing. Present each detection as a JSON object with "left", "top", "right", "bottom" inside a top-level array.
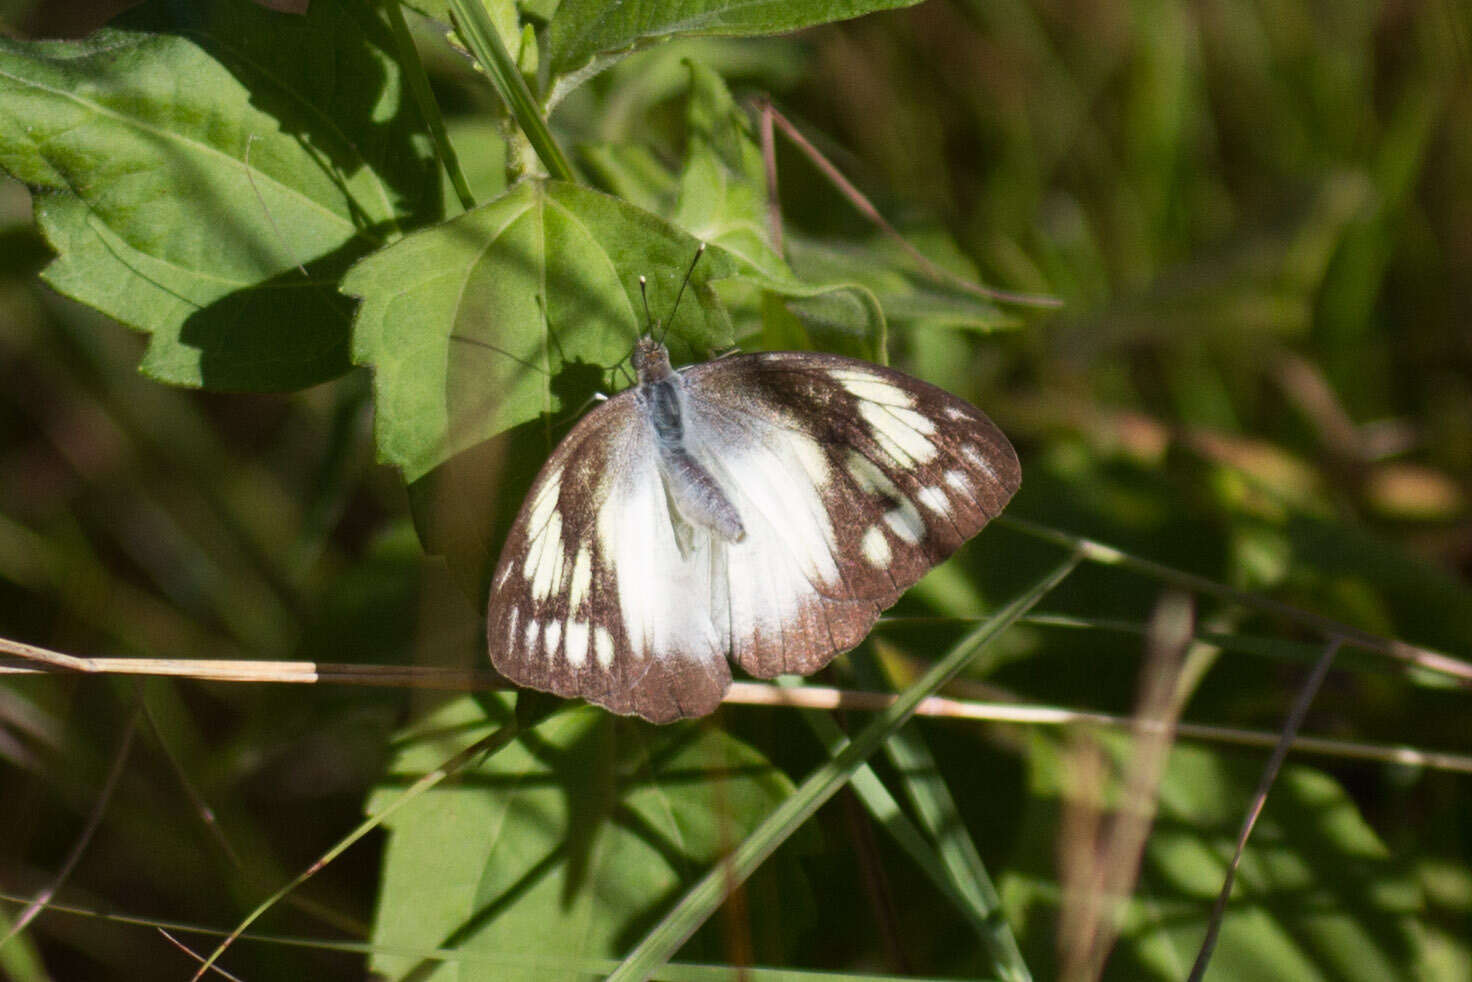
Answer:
[
  {"left": 488, "top": 350, "right": 1020, "bottom": 723},
  {"left": 679, "top": 351, "right": 1021, "bottom": 680},
  {"left": 485, "top": 395, "right": 730, "bottom": 723}
]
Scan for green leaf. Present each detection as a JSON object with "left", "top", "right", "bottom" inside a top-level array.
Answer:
[
  {"left": 0, "top": 0, "right": 439, "bottom": 391},
  {"left": 672, "top": 60, "right": 783, "bottom": 276},
  {"left": 581, "top": 143, "right": 683, "bottom": 215},
  {"left": 368, "top": 694, "right": 795, "bottom": 981},
  {"left": 345, "top": 179, "right": 748, "bottom": 483},
  {"left": 547, "top": 0, "right": 926, "bottom": 100},
  {"left": 788, "top": 236, "right": 1021, "bottom": 335},
  {"left": 1003, "top": 737, "right": 1431, "bottom": 981},
  {"left": 673, "top": 60, "right": 886, "bottom": 359}
]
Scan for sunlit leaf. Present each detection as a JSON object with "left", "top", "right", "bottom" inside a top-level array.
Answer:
[
  {"left": 345, "top": 180, "right": 749, "bottom": 483},
  {"left": 0, "top": 0, "right": 439, "bottom": 390},
  {"left": 547, "top": 0, "right": 925, "bottom": 100}
]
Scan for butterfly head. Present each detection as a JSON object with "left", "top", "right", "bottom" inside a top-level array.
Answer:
[
  {"left": 632, "top": 336, "right": 674, "bottom": 384},
  {"left": 629, "top": 244, "right": 703, "bottom": 387}
]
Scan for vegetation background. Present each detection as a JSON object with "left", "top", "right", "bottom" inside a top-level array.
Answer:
[{"left": 0, "top": 0, "right": 1468, "bottom": 980}]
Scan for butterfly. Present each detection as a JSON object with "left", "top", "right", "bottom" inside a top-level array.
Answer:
[{"left": 485, "top": 275, "right": 1020, "bottom": 723}]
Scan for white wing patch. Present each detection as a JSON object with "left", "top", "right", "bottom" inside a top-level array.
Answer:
[
  {"left": 528, "top": 512, "right": 565, "bottom": 600},
  {"left": 565, "top": 619, "right": 589, "bottom": 667},
  {"left": 593, "top": 625, "right": 616, "bottom": 667},
  {"left": 523, "top": 468, "right": 567, "bottom": 600},
  {"left": 916, "top": 485, "right": 951, "bottom": 517},
  {"left": 845, "top": 451, "right": 923, "bottom": 545},
  {"left": 861, "top": 525, "right": 891, "bottom": 567},
  {"left": 883, "top": 498, "right": 925, "bottom": 545},
  {"left": 829, "top": 368, "right": 916, "bottom": 407},
  {"left": 679, "top": 400, "right": 853, "bottom": 664},
  {"left": 567, "top": 545, "right": 593, "bottom": 612},
  {"left": 596, "top": 451, "right": 723, "bottom": 667},
  {"left": 859, "top": 401, "right": 939, "bottom": 466},
  {"left": 789, "top": 428, "right": 833, "bottom": 488},
  {"left": 961, "top": 443, "right": 1001, "bottom": 484}
]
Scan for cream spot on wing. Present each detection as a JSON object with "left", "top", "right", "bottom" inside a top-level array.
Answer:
[
  {"left": 593, "top": 625, "right": 616, "bottom": 667},
  {"left": 861, "top": 525, "right": 891, "bottom": 567},
  {"left": 543, "top": 620, "right": 561, "bottom": 658},
  {"left": 522, "top": 526, "right": 546, "bottom": 581},
  {"left": 945, "top": 404, "right": 972, "bottom": 421},
  {"left": 916, "top": 485, "right": 950, "bottom": 516},
  {"left": 861, "top": 401, "right": 938, "bottom": 466},
  {"left": 505, "top": 606, "right": 519, "bottom": 648},
  {"left": 528, "top": 467, "right": 563, "bottom": 531},
  {"left": 548, "top": 530, "right": 568, "bottom": 593},
  {"left": 884, "top": 499, "right": 925, "bottom": 545},
  {"left": 523, "top": 618, "right": 540, "bottom": 656},
  {"left": 829, "top": 368, "right": 916, "bottom": 407},
  {"left": 522, "top": 467, "right": 564, "bottom": 584},
  {"left": 789, "top": 430, "right": 831, "bottom": 488},
  {"left": 846, "top": 452, "right": 901, "bottom": 498},
  {"left": 564, "top": 621, "right": 589, "bottom": 667},
  {"left": 567, "top": 545, "right": 593, "bottom": 612},
  {"left": 528, "top": 513, "right": 564, "bottom": 600},
  {"left": 961, "top": 444, "right": 1001, "bottom": 484},
  {"left": 944, "top": 469, "right": 973, "bottom": 495},
  {"left": 889, "top": 405, "right": 936, "bottom": 435},
  {"left": 848, "top": 450, "right": 924, "bottom": 545}
]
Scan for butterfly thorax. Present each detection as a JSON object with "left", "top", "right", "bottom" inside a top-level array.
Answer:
[{"left": 632, "top": 338, "right": 746, "bottom": 545}]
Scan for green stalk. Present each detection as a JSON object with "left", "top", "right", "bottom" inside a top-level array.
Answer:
[
  {"left": 384, "top": 0, "right": 476, "bottom": 212},
  {"left": 446, "top": 0, "right": 576, "bottom": 183}
]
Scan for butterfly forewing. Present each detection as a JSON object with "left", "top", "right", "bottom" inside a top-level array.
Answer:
[
  {"left": 487, "top": 346, "right": 1020, "bottom": 723},
  {"left": 681, "top": 352, "right": 1020, "bottom": 679},
  {"left": 485, "top": 397, "right": 731, "bottom": 723}
]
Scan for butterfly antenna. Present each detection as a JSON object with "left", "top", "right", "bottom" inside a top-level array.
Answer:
[
  {"left": 601, "top": 275, "right": 651, "bottom": 387},
  {"left": 639, "top": 275, "right": 655, "bottom": 337},
  {"left": 658, "top": 242, "right": 706, "bottom": 345}
]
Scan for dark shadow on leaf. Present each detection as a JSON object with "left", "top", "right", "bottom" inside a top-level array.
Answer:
[
  {"left": 176, "top": 238, "right": 364, "bottom": 390},
  {"left": 118, "top": 0, "right": 439, "bottom": 234},
  {"left": 406, "top": 354, "right": 609, "bottom": 608},
  {"left": 111, "top": 0, "right": 440, "bottom": 389}
]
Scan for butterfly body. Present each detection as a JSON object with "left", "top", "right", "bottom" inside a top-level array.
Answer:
[
  {"left": 634, "top": 338, "right": 746, "bottom": 544},
  {"left": 487, "top": 340, "right": 1020, "bottom": 723}
]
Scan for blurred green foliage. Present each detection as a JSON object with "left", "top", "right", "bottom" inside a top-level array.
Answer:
[{"left": 0, "top": 1, "right": 1469, "bottom": 979}]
